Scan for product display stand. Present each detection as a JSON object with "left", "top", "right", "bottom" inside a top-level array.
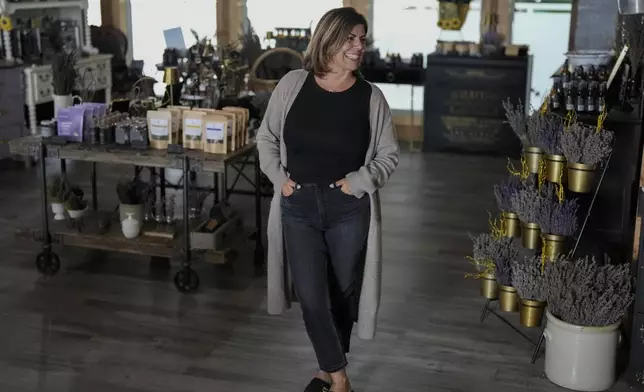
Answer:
[
  {"left": 9, "top": 136, "right": 264, "bottom": 292},
  {"left": 479, "top": 151, "right": 613, "bottom": 363}
]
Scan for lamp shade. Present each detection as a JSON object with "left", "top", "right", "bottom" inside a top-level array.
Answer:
[{"left": 163, "top": 67, "right": 180, "bottom": 84}]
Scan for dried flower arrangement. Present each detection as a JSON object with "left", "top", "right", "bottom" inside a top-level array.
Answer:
[
  {"left": 544, "top": 256, "right": 634, "bottom": 326},
  {"left": 532, "top": 115, "right": 565, "bottom": 155},
  {"left": 469, "top": 233, "right": 518, "bottom": 283},
  {"left": 512, "top": 256, "right": 547, "bottom": 302},
  {"left": 493, "top": 175, "right": 524, "bottom": 212},
  {"left": 52, "top": 51, "right": 78, "bottom": 96},
  {"left": 510, "top": 184, "right": 548, "bottom": 223},
  {"left": 525, "top": 111, "right": 545, "bottom": 148},
  {"left": 537, "top": 197, "right": 580, "bottom": 236},
  {"left": 47, "top": 175, "right": 69, "bottom": 203},
  {"left": 117, "top": 178, "right": 153, "bottom": 205},
  {"left": 560, "top": 123, "right": 614, "bottom": 166},
  {"left": 503, "top": 99, "right": 529, "bottom": 145},
  {"left": 65, "top": 186, "right": 87, "bottom": 211}
]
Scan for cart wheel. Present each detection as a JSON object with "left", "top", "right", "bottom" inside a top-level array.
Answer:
[
  {"left": 174, "top": 268, "right": 200, "bottom": 293},
  {"left": 35, "top": 251, "right": 60, "bottom": 276}
]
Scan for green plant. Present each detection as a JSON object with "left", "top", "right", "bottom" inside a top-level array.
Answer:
[
  {"left": 65, "top": 186, "right": 87, "bottom": 211},
  {"left": 117, "top": 178, "right": 152, "bottom": 205},
  {"left": 47, "top": 175, "right": 69, "bottom": 202}
]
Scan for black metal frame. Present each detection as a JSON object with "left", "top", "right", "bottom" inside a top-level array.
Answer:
[
  {"left": 479, "top": 152, "right": 612, "bottom": 363},
  {"left": 32, "top": 141, "right": 264, "bottom": 291}
]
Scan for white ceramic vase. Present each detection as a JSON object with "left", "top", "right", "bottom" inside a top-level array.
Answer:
[
  {"left": 53, "top": 94, "right": 73, "bottom": 116},
  {"left": 51, "top": 202, "right": 66, "bottom": 220},
  {"left": 67, "top": 206, "right": 88, "bottom": 219},
  {"left": 544, "top": 310, "right": 621, "bottom": 391},
  {"left": 121, "top": 212, "right": 141, "bottom": 239}
]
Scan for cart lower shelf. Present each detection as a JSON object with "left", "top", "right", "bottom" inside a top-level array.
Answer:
[{"left": 15, "top": 210, "right": 250, "bottom": 292}]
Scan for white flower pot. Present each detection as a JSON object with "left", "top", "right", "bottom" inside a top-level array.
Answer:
[
  {"left": 544, "top": 310, "right": 621, "bottom": 391},
  {"left": 67, "top": 206, "right": 88, "bottom": 219},
  {"left": 121, "top": 212, "right": 141, "bottom": 239},
  {"left": 51, "top": 202, "right": 66, "bottom": 220}
]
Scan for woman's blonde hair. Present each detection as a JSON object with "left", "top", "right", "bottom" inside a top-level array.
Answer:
[{"left": 303, "top": 7, "right": 368, "bottom": 76}]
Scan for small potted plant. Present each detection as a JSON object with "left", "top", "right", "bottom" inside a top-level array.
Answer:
[
  {"left": 532, "top": 115, "right": 567, "bottom": 184},
  {"left": 468, "top": 233, "right": 518, "bottom": 302},
  {"left": 543, "top": 256, "right": 633, "bottom": 391},
  {"left": 65, "top": 186, "right": 88, "bottom": 218},
  {"left": 493, "top": 244, "right": 519, "bottom": 313},
  {"left": 560, "top": 122, "right": 614, "bottom": 193},
  {"left": 503, "top": 99, "right": 542, "bottom": 174},
  {"left": 511, "top": 256, "right": 547, "bottom": 327},
  {"left": 510, "top": 183, "right": 547, "bottom": 250},
  {"left": 117, "top": 178, "right": 152, "bottom": 236},
  {"left": 51, "top": 51, "right": 78, "bottom": 114},
  {"left": 493, "top": 175, "right": 525, "bottom": 238},
  {"left": 48, "top": 175, "right": 69, "bottom": 220},
  {"left": 536, "top": 196, "right": 579, "bottom": 261}
]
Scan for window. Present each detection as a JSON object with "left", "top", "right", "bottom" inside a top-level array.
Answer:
[
  {"left": 87, "top": 0, "right": 101, "bottom": 27},
  {"left": 247, "top": 0, "right": 343, "bottom": 48},
  {"left": 130, "top": 0, "right": 218, "bottom": 94},
  {"left": 372, "top": 0, "right": 482, "bottom": 111}
]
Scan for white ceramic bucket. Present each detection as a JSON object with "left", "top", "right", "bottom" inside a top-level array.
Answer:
[{"left": 544, "top": 310, "right": 620, "bottom": 391}]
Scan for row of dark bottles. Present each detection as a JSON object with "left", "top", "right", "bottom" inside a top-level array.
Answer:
[{"left": 549, "top": 61, "right": 608, "bottom": 114}]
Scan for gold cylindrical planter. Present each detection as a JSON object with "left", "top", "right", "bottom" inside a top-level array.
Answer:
[
  {"left": 543, "top": 233, "right": 567, "bottom": 261},
  {"left": 524, "top": 147, "right": 544, "bottom": 174},
  {"left": 499, "top": 285, "right": 519, "bottom": 312},
  {"left": 545, "top": 154, "right": 567, "bottom": 184},
  {"left": 567, "top": 162, "right": 596, "bottom": 193},
  {"left": 522, "top": 222, "right": 541, "bottom": 250},
  {"left": 519, "top": 299, "right": 546, "bottom": 327},
  {"left": 502, "top": 211, "right": 521, "bottom": 238},
  {"left": 480, "top": 273, "right": 498, "bottom": 299}
]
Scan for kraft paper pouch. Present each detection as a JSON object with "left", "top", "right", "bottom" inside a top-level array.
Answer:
[
  {"left": 223, "top": 106, "right": 249, "bottom": 147},
  {"left": 194, "top": 108, "right": 236, "bottom": 152},
  {"left": 182, "top": 110, "right": 206, "bottom": 150},
  {"left": 147, "top": 110, "right": 173, "bottom": 149},
  {"left": 202, "top": 113, "right": 229, "bottom": 154},
  {"left": 57, "top": 106, "right": 85, "bottom": 142}
]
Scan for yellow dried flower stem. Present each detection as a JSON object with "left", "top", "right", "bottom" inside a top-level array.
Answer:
[
  {"left": 488, "top": 211, "right": 504, "bottom": 240},
  {"left": 520, "top": 155, "right": 529, "bottom": 181},
  {"left": 556, "top": 165, "right": 565, "bottom": 203},
  {"left": 540, "top": 233, "right": 547, "bottom": 272},
  {"left": 464, "top": 257, "right": 495, "bottom": 279},
  {"left": 564, "top": 110, "right": 577, "bottom": 129},
  {"left": 596, "top": 107, "right": 607, "bottom": 134},
  {"left": 507, "top": 157, "right": 521, "bottom": 177},
  {"left": 537, "top": 158, "right": 546, "bottom": 191}
]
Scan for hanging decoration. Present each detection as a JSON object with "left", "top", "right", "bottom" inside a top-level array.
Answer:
[{"left": 437, "top": 0, "right": 472, "bottom": 31}]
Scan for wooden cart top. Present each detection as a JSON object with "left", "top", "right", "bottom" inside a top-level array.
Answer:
[{"left": 9, "top": 136, "right": 257, "bottom": 173}]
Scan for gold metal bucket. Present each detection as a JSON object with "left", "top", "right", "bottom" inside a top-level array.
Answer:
[
  {"left": 499, "top": 285, "right": 519, "bottom": 312},
  {"left": 502, "top": 212, "right": 521, "bottom": 238},
  {"left": 480, "top": 272, "right": 498, "bottom": 299},
  {"left": 567, "top": 163, "right": 596, "bottom": 193},
  {"left": 519, "top": 299, "right": 546, "bottom": 327},
  {"left": 524, "top": 147, "right": 543, "bottom": 174},
  {"left": 522, "top": 222, "right": 541, "bottom": 250},
  {"left": 545, "top": 154, "right": 567, "bottom": 184},
  {"left": 543, "top": 233, "right": 567, "bottom": 261}
]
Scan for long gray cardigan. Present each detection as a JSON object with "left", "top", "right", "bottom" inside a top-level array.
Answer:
[{"left": 256, "top": 69, "right": 399, "bottom": 340}]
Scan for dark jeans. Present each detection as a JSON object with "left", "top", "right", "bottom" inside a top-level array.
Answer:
[{"left": 281, "top": 182, "right": 370, "bottom": 373}]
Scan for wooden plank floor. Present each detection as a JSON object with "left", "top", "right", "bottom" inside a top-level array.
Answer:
[{"left": 0, "top": 152, "right": 633, "bottom": 392}]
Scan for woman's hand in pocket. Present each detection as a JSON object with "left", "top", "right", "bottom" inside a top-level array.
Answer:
[
  {"left": 281, "top": 179, "right": 297, "bottom": 196},
  {"left": 335, "top": 178, "right": 352, "bottom": 195}
]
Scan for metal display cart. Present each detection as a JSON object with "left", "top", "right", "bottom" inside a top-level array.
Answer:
[{"left": 9, "top": 136, "right": 264, "bottom": 293}]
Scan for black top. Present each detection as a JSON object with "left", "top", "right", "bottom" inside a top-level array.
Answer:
[{"left": 284, "top": 72, "right": 371, "bottom": 185}]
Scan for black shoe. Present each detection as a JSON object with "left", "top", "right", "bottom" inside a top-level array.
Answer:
[{"left": 304, "top": 377, "right": 331, "bottom": 392}]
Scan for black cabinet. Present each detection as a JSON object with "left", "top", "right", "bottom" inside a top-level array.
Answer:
[{"left": 422, "top": 55, "right": 531, "bottom": 158}]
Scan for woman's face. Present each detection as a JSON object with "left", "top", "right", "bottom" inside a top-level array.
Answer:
[{"left": 329, "top": 24, "right": 366, "bottom": 73}]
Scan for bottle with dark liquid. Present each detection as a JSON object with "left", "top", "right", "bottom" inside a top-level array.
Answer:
[
  {"left": 598, "top": 82, "right": 607, "bottom": 113},
  {"left": 586, "top": 66, "right": 597, "bottom": 113},
  {"left": 550, "top": 76, "right": 562, "bottom": 110},
  {"left": 575, "top": 66, "right": 586, "bottom": 112},
  {"left": 562, "top": 63, "right": 575, "bottom": 111}
]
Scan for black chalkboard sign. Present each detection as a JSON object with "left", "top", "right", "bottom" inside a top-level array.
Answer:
[{"left": 573, "top": 0, "right": 618, "bottom": 51}]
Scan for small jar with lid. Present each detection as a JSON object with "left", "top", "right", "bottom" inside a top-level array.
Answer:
[{"left": 39, "top": 119, "right": 57, "bottom": 138}]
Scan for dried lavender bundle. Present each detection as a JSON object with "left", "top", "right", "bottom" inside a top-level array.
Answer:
[
  {"left": 525, "top": 111, "right": 545, "bottom": 147},
  {"left": 470, "top": 233, "right": 497, "bottom": 271},
  {"left": 533, "top": 115, "right": 565, "bottom": 155},
  {"left": 512, "top": 257, "right": 546, "bottom": 301},
  {"left": 494, "top": 175, "right": 524, "bottom": 212},
  {"left": 537, "top": 197, "right": 580, "bottom": 236},
  {"left": 561, "top": 123, "right": 614, "bottom": 166},
  {"left": 545, "top": 256, "right": 633, "bottom": 326},
  {"left": 510, "top": 187, "right": 544, "bottom": 223},
  {"left": 496, "top": 256, "right": 513, "bottom": 286},
  {"left": 493, "top": 237, "right": 519, "bottom": 286},
  {"left": 503, "top": 99, "right": 528, "bottom": 145}
]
